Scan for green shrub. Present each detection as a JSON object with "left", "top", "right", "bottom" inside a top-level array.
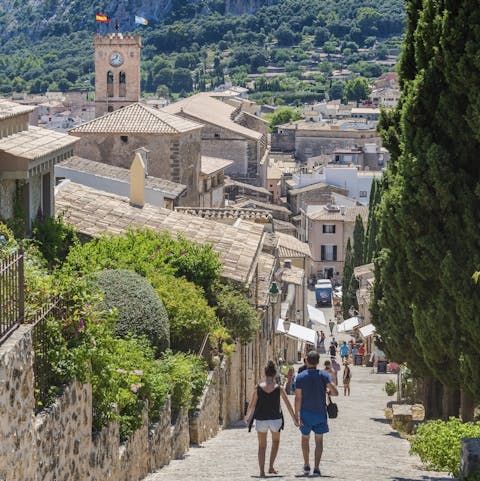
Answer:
[
  {"left": 32, "top": 214, "right": 78, "bottom": 267},
  {"left": 63, "top": 228, "right": 221, "bottom": 300},
  {"left": 95, "top": 269, "right": 169, "bottom": 354},
  {"left": 215, "top": 283, "right": 260, "bottom": 343},
  {"left": 150, "top": 273, "right": 219, "bottom": 353},
  {"left": 157, "top": 350, "right": 208, "bottom": 415},
  {"left": 410, "top": 417, "right": 480, "bottom": 476},
  {"left": 384, "top": 379, "right": 397, "bottom": 396},
  {"left": 89, "top": 332, "right": 170, "bottom": 440}
]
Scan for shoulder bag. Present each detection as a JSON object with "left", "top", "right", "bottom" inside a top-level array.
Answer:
[{"left": 326, "top": 395, "right": 338, "bottom": 419}]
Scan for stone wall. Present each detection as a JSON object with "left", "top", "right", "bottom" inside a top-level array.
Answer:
[
  {"left": 190, "top": 364, "right": 224, "bottom": 445},
  {"left": 0, "top": 326, "right": 36, "bottom": 481},
  {"left": 0, "top": 326, "right": 191, "bottom": 481},
  {"left": 271, "top": 130, "right": 295, "bottom": 153}
]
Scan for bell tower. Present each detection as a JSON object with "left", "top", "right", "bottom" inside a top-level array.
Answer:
[{"left": 93, "top": 33, "right": 142, "bottom": 117}]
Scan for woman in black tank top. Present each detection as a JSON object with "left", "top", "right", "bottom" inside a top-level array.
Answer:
[{"left": 244, "top": 361, "right": 298, "bottom": 477}]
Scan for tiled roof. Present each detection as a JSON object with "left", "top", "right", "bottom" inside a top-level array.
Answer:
[
  {"left": 0, "top": 100, "right": 35, "bottom": 121},
  {"left": 69, "top": 103, "right": 202, "bottom": 135},
  {"left": 307, "top": 205, "right": 368, "bottom": 222},
  {"left": 57, "top": 156, "right": 186, "bottom": 198},
  {"left": 276, "top": 232, "right": 311, "bottom": 258},
  {"left": 224, "top": 177, "right": 272, "bottom": 196},
  {"left": 201, "top": 156, "right": 233, "bottom": 175},
  {"left": 288, "top": 182, "right": 331, "bottom": 196},
  {"left": 257, "top": 252, "right": 276, "bottom": 307},
  {"left": 162, "top": 93, "right": 262, "bottom": 140},
  {"left": 232, "top": 198, "right": 292, "bottom": 215},
  {"left": 280, "top": 265, "right": 305, "bottom": 286},
  {"left": 55, "top": 182, "right": 264, "bottom": 285},
  {"left": 0, "top": 125, "right": 78, "bottom": 160},
  {"left": 175, "top": 207, "right": 271, "bottom": 223},
  {"left": 273, "top": 219, "right": 297, "bottom": 234}
]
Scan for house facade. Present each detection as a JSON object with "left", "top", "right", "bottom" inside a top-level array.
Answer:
[
  {"left": 304, "top": 204, "right": 368, "bottom": 279},
  {"left": 0, "top": 100, "right": 78, "bottom": 231}
]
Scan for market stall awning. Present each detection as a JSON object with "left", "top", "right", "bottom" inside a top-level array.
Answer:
[
  {"left": 275, "top": 318, "right": 317, "bottom": 345},
  {"left": 359, "top": 323, "right": 376, "bottom": 338},
  {"left": 307, "top": 304, "right": 327, "bottom": 326},
  {"left": 337, "top": 316, "right": 361, "bottom": 332}
]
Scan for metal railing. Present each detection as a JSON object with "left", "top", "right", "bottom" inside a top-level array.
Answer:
[{"left": 0, "top": 249, "right": 24, "bottom": 344}]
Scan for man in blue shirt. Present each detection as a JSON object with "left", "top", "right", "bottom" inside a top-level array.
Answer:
[{"left": 295, "top": 350, "right": 338, "bottom": 476}]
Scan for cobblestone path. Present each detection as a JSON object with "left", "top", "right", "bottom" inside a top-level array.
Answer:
[{"left": 144, "top": 354, "right": 452, "bottom": 481}]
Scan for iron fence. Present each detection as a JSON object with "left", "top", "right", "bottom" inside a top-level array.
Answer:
[{"left": 0, "top": 249, "right": 24, "bottom": 344}]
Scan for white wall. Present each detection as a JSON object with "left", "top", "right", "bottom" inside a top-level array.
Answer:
[{"left": 55, "top": 166, "right": 167, "bottom": 207}]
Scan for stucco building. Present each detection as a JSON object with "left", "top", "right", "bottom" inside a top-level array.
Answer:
[
  {"left": 303, "top": 204, "right": 368, "bottom": 278},
  {"left": 69, "top": 103, "right": 203, "bottom": 206},
  {"left": 0, "top": 100, "right": 78, "bottom": 231}
]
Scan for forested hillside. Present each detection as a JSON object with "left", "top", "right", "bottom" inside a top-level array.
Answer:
[{"left": 0, "top": 0, "right": 405, "bottom": 102}]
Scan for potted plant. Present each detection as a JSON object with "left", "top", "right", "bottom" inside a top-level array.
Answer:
[{"left": 384, "top": 379, "right": 397, "bottom": 396}]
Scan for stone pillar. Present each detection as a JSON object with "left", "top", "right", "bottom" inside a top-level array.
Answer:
[{"left": 460, "top": 438, "right": 480, "bottom": 480}]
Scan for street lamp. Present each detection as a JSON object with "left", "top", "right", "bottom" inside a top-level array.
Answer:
[
  {"left": 283, "top": 317, "right": 291, "bottom": 333},
  {"left": 268, "top": 281, "right": 281, "bottom": 304}
]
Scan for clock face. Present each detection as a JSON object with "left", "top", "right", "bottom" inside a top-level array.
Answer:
[{"left": 110, "top": 52, "right": 124, "bottom": 67}]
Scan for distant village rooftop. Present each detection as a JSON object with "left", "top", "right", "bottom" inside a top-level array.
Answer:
[
  {"left": 306, "top": 204, "right": 368, "bottom": 222},
  {"left": 278, "top": 119, "right": 377, "bottom": 131}
]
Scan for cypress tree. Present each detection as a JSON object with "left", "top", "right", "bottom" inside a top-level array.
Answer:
[
  {"left": 352, "top": 215, "right": 365, "bottom": 268},
  {"left": 364, "top": 178, "right": 382, "bottom": 263},
  {"left": 342, "top": 238, "right": 355, "bottom": 319},
  {"left": 374, "top": 0, "right": 480, "bottom": 416}
]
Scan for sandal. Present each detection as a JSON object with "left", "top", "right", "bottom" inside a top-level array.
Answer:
[{"left": 269, "top": 468, "right": 279, "bottom": 474}]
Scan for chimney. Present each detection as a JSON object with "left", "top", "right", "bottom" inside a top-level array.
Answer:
[
  {"left": 134, "top": 147, "right": 150, "bottom": 176},
  {"left": 130, "top": 152, "right": 146, "bottom": 208}
]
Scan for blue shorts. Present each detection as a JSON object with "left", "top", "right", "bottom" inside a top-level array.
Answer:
[{"left": 299, "top": 411, "right": 329, "bottom": 436}]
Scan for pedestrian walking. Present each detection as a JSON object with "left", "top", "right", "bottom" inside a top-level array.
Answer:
[
  {"left": 294, "top": 350, "right": 338, "bottom": 476},
  {"left": 329, "top": 342, "right": 337, "bottom": 361},
  {"left": 317, "top": 331, "right": 326, "bottom": 354},
  {"left": 340, "top": 341, "right": 349, "bottom": 361},
  {"left": 298, "top": 357, "right": 308, "bottom": 374},
  {"left": 244, "top": 361, "right": 298, "bottom": 477},
  {"left": 323, "top": 359, "right": 337, "bottom": 385},
  {"left": 343, "top": 361, "right": 351, "bottom": 396}
]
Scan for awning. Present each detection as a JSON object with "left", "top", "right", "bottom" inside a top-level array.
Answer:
[
  {"left": 307, "top": 304, "right": 327, "bottom": 326},
  {"left": 337, "top": 316, "right": 361, "bottom": 332},
  {"left": 276, "top": 318, "right": 317, "bottom": 345},
  {"left": 359, "top": 323, "right": 376, "bottom": 338}
]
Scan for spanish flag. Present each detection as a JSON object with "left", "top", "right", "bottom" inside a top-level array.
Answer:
[{"left": 96, "top": 13, "right": 110, "bottom": 23}]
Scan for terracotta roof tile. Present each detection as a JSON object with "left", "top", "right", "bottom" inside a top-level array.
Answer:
[
  {"left": 0, "top": 125, "right": 78, "bottom": 160},
  {"left": 0, "top": 100, "right": 35, "bottom": 121},
  {"left": 69, "top": 103, "right": 202, "bottom": 135},
  {"left": 55, "top": 182, "right": 263, "bottom": 285},
  {"left": 162, "top": 93, "right": 262, "bottom": 140}
]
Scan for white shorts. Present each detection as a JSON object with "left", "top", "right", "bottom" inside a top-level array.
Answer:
[{"left": 255, "top": 419, "right": 283, "bottom": 433}]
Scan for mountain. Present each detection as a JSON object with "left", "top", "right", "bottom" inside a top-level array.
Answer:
[{"left": 0, "top": 0, "right": 277, "bottom": 41}]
